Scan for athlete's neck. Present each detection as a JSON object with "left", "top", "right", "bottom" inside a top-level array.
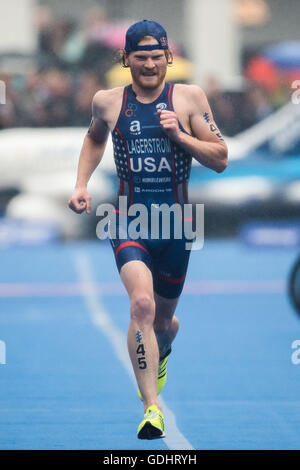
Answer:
[{"left": 131, "top": 81, "right": 165, "bottom": 104}]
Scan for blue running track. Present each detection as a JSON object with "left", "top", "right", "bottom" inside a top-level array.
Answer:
[{"left": 0, "top": 239, "right": 300, "bottom": 450}]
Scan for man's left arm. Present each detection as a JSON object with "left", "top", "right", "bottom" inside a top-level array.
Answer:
[{"left": 159, "top": 86, "right": 228, "bottom": 173}]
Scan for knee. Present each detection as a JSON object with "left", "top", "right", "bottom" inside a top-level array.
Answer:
[{"left": 130, "top": 294, "right": 155, "bottom": 326}]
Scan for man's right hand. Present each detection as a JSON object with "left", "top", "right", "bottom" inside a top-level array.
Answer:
[{"left": 68, "top": 187, "right": 91, "bottom": 214}]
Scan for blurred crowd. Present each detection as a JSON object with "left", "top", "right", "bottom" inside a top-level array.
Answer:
[
  {"left": 0, "top": 69, "right": 105, "bottom": 128},
  {"left": 205, "top": 74, "right": 291, "bottom": 136},
  {"left": 0, "top": 4, "right": 294, "bottom": 136},
  {"left": 0, "top": 5, "right": 115, "bottom": 129}
]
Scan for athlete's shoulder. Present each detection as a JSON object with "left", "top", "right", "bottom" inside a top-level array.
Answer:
[
  {"left": 174, "top": 83, "right": 207, "bottom": 101},
  {"left": 173, "top": 84, "right": 209, "bottom": 116},
  {"left": 92, "top": 87, "right": 124, "bottom": 110}
]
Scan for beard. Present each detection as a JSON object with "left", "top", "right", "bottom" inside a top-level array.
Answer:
[{"left": 129, "top": 67, "right": 167, "bottom": 90}]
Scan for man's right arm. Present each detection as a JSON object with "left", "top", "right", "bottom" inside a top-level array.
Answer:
[{"left": 68, "top": 91, "right": 110, "bottom": 214}]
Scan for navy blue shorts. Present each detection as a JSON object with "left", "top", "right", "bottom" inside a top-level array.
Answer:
[{"left": 109, "top": 215, "right": 191, "bottom": 299}]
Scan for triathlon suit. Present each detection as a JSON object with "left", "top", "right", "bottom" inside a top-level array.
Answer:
[{"left": 110, "top": 82, "right": 193, "bottom": 299}]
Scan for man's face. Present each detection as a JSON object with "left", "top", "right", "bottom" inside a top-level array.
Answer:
[{"left": 125, "top": 36, "right": 168, "bottom": 90}]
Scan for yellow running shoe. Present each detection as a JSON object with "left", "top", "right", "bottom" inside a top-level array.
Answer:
[
  {"left": 137, "top": 348, "right": 171, "bottom": 400},
  {"left": 137, "top": 405, "right": 165, "bottom": 439}
]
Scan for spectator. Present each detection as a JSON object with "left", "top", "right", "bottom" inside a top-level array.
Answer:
[
  {"left": 17, "top": 69, "right": 49, "bottom": 127},
  {"left": 72, "top": 71, "right": 105, "bottom": 126},
  {"left": 43, "top": 69, "right": 74, "bottom": 127},
  {"left": 0, "top": 75, "right": 17, "bottom": 129},
  {"left": 246, "top": 83, "right": 274, "bottom": 122},
  {"left": 205, "top": 77, "right": 241, "bottom": 136}
]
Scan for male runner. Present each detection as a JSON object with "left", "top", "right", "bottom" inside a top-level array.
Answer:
[{"left": 68, "top": 20, "right": 228, "bottom": 440}]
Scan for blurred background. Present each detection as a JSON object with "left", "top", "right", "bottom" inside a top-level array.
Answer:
[
  {"left": 0, "top": 0, "right": 300, "bottom": 245},
  {"left": 1, "top": 0, "right": 300, "bottom": 451}
]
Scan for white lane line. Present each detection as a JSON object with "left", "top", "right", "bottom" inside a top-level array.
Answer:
[
  {"left": 74, "top": 252, "right": 195, "bottom": 451},
  {"left": 0, "top": 280, "right": 286, "bottom": 297},
  {"left": 2, "top": 400, "right": 300, "bottom": 413}
]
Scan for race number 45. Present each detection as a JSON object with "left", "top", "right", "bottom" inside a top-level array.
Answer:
[{"left": 136, "top": 344, "right": 147, "bottom": 370}]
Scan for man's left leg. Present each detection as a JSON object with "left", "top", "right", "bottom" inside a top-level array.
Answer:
[
  {"left": 153, "top": 293, "right": 180, "bottom": 396},
  {"left": 152, "top": 237, "right": 190, "bottom": 358},
  {"left": 145, "top": 237, "right": 190, "bottom": 396},
  {"left": 154, "top": 292, "right": 180, "bottom": 360}
]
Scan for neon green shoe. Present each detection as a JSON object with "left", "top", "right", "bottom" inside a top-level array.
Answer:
[
  {"left": 137, "top": 405, "right": 165, "bottom": 439},
  {"left": 137, "top": 348, "right": 171, "bottom": 400}
]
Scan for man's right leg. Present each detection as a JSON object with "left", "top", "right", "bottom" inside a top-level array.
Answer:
[{"left": 120, "top": 260, "right": 161, "bottom": 412}]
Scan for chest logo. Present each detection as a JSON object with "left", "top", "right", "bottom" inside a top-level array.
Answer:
[
  {"left": 125, "top": 103, "right": 138, "bottom": 118},
  {"left": 156, "top": 102, "right": 168, "bottom": 110},
  {"left": 125, "top": 108, "right": 134, "bottom": 117},
  {"left": 130, "top": 120, "right": 141, "bottom": 135}
]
